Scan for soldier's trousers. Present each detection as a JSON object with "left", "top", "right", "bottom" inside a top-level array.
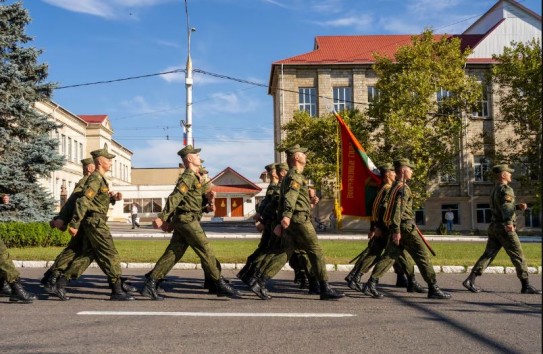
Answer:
[
  {"left": 243, "top": 223, "right": 274, "bottom": 268},
  {"left": 471, "top": 222, "right": 528, "bottom": 280},
  {"left": 385, "top": 223, "right": 437, "bottom": 285},
  {"left": 353, "top": 233, "right": 413, "bottom": 278},
  {"left": 262, "top": 214, "right": 328, "bottom": 281},
  {"left": 66, "top": 217, "right": 122, "bottom": 284},
  {"left": 0, "top": 238, "right": 20, "bottom": 283},
  {"left": 150, "top": 214, "right": 220, "bottom": 282},
  {"left": 48, "top": 233, "right": 86, "bottom": 276}
]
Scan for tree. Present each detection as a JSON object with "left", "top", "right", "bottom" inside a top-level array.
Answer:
[
  {"left": 490, "top": 39, "right": 542, "bottom": 228},
  {"left": 368, "top": 29, "right": 481, "bottom": 207},
  {"left": 0, "top": 2, "right": 64, "bottom": 221}
]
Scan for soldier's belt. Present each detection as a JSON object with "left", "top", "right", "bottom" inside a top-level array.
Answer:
[{"left": 85, "top": 212, "right": 108, "bottom": 221}]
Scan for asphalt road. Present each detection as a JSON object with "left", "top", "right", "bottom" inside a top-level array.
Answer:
[{"left": 1, "top": 269, "right": 541, "bottom": 354}]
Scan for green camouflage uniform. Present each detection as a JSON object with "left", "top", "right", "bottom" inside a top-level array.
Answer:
[
  {"left": 148, "top": 168, "right": 220, "bottom": 281},
  {"left": 262, "top": 167, "right": 327, "bottom": 281},
  {"left": 0, "top": 204, "right": 20, "bottom": 283},
  {"left": 66, "top": 171, "right": 123, "bottom": 284},
  {"left": 383, "top": 180, "right": 437, "bottom": 286},
  {"left": 471, "top": 183, "right": 529, "bottom": 280}
]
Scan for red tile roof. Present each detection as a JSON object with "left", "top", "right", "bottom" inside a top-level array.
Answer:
[
  {"left": 273, "top": 34, "right": 485, "bottom": 66},
  {"left": 78, "top": 115, "right": 108, "bottom": 124},
  {"left": 212, "top": 185, "right": 261, "bottom": 195}
]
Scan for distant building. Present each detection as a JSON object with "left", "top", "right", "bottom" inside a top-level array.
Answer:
[{"left": 268, "top": 0, "right": 541, "bottom": 231}]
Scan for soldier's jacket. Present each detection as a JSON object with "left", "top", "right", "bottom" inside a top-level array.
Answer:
[
  {"left": 68, "top": 171, "right": 112, "bottom": 229},
  {"left": 370, "top": 182, "right": 393, "bottom": 230},
  {"left": 386, "top": 180, "right": 415, "bottom": 234},
  {"left": 260, "top": 183, "right": 280, "bottom": 224},
  {"left": 257, "top": 181, "right": 277, "bottom": 216},
  {"left": 278, "top": 167, "right": 311, "bottom": 220},
  {"left": 490, "top": 183, "right": 517, "bottom": 225},
  {"left": 57, "top": 175, "right": 90, "bottom": 223},
  {"left": 159, "top": 168, "right": 206, "bottom": 222}
]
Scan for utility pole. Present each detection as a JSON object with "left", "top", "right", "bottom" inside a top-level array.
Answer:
[{"left": 183, "top": 0, "right": 195, "bottom": 146}]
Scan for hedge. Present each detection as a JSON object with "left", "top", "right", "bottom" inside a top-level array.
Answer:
[{"left": 0, "top": 222, "right": 70, "bottom": 248}]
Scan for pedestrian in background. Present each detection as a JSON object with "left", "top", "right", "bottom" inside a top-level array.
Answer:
[
  {"left": 131, "top": 202, "right": 140, "bottom": 229},
  {"left": 444, "top": 208, "right": 454, "bottom": 233}
]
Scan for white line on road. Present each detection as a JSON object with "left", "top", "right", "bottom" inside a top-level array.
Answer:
[{"left": 78, "top": 311, "right": 355, "bottom": 318}]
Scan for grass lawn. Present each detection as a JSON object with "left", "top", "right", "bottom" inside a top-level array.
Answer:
[{"left": 8, "top": 239, "right": 542, "bottom": 267}]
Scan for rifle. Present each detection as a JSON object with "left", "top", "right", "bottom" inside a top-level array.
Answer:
[{"left": 415, "top": 225, "right": 437, "bottom": 256}]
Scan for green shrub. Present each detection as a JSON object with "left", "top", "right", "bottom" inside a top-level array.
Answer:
[{"left": 0, "top": 222, "right": 70, "bottom": 247}]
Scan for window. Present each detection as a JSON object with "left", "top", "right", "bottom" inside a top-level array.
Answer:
[
  {"left": 61, "top": 134, "right": 66, "bottom": 155},
  {"left": 333, "top": 87, "right": 352, "bottom": 112},
  {"left": 472, "top": 84, "right": 489, "bottom": 118},
  {"left": 524, "top": 205, "right": 541, "bottom": 228},
  {"left": 367, "top": 86, "right": 380, "bottom": 107},
  {"left": 415, "top": 209, "right": 425, "bottom": 225},
  {"left": 298, "top": 87, "right": 317, "bottom": 116},
  {"left": 441, "top": 204, "right": 459, "bottom": 224},
  {"left": 73, "top": 140, "right": 78, "bottom": 162},
  {"left": 517, "top": 158, "right": 538, "bottom": 181},
  {"left": 67, "top": 137, "right": 72, "bottom": 161},
  {"left": 436, "top": 88, "right": 455, "bottom": 115},
  {"left": 124, "top": 198, "right": 163, "bottom": 213},
  {"left": 474, "top": 156, "right": 490, "bottom": 182},
  {"left": 79, "top": 143, "right": 83, "bottom": 161},
  {"left": 476, "top": 204, "right": 492, "bottom": 224}
]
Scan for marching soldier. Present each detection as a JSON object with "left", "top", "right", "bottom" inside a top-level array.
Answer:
[
  {"left": 383, "top": 158, "right": 450, "bottom": 299},
  {"left": 140, "top": 145, "right": 239, "bottom": 300},
  {"left": 0, "top": 194, "right": 36, "bottom": 303},
  {"left": 463, "top": 164, "right": 541, "bottom": 294}
]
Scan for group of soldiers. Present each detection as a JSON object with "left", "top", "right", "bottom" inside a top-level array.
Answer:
[{"left": 0, "top": 144, "right": 541, "bottom": 304}]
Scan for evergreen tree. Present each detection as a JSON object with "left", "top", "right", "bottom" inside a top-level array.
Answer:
[{"left": 0, "top": 2, "right": 64, "bottom": 221}]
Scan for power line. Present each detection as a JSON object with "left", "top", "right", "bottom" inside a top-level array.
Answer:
[{"left": 56, "top": 69, "right": 185, "bottom": 89}]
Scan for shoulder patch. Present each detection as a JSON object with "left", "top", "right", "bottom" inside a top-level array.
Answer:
[
  {"left": 85, "top": 188, "right": 96, "bottom": 199},
  {"left": 100, "top": 186, "right": 109, "bottom": 193},
  {"left": 178, "top": 182, "right": 189, "bottom": 193},
  {"left": 290, "top": 180, "right": 300, "bottom": 190},
  {"left": 504, "top": 194, "right": 513, "bottom": 203}
]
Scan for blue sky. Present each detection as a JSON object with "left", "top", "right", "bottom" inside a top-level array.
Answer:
[{"left": 15, "top": 0, "right": 543, "bottom": 181}]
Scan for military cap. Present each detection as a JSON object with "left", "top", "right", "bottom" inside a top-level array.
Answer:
[
  {"left": 177, "top": 145, "right": 201, "bottom": 158},
  {"left": 393, "top": 158, "right": 414, "bottom": 169},
  {"left": 265, "top": 163, "right": 276, "bottom": 172},
  {"left": 378, "top": 163, "right": 394, "bottom": 174},
  {"left": 90, "top": 148, "right": 115, "bottom": 159},
  {"left": 285, "top": 144, "right": 308, "bottom": 156},
  {"left": 492, "top": 164, "right": 514, "bottom": 174},
  {"left": 275, "top": 162, "right": 289, "bottom": 171},
  {"left": 80, "top": 157, "right": 94, "bottom": 166}
]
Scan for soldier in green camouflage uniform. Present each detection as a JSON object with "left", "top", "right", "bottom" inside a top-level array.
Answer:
[
  {"left": 249, "top": 145, "right": 344, "bottom": 300},
  {"left": 383, "top": 158, "right": 450, "bottom": 299},
  {"left": 236, "top": 163, "right": 279, "bottom": 283},
  {"left": 463, "top": 164, "right": 541, "bottom": 294},
  {"left": 53, "top": 148, "right": 134, "bottom": 301},
  {"left": 140, "top": 145, "right": 239, "bottom": 300},
  {"left": 345, "top": 163, "right": 425, "bottom": 298},
  {"left": 0, "top": 194, "right": 36, "bottom": 303}
]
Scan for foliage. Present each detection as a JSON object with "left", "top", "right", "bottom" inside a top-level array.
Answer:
[
  {"left": 368, "top": 29, "right": 482, "bottom": 207},
  {"left": 0, "top": 221, "right": 70, "bottom": 247},
  {"left": 0, "top": 2, "right": 63, "bottom": 221},
  {"left": 491, "top": 39, "right": 542, "bottom": 215}
]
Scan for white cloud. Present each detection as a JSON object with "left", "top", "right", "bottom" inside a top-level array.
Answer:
[
  {"left": 118, "top": 95, "right": 176, "bottom": 118},
  {"left": 317, "top": 13, "right": 374, "bottom": 31},
  {"left": 311, "top": 0, "right": 344, "bottom": 14},
  {"left": 378, "top": 17, "right": 425, "bottom": 34},
  {"left": 42, "top": 0, "right": 174, "bottom": 19},
  {"left": 131, "top": 140, "right": 181, "bottom": 168},
  {"left": 407, "top": 0, "right": 460, "bottom": 17},
  {"left": 261, "top": 0, "right": 292, "bottom": 9},
  {"left": 195, "top": 91, "right": 259, "bottom": 115}
]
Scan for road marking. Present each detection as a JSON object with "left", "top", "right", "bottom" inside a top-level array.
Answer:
[{"left": 78, "top": 311, "right": 355, "bottom": 318}]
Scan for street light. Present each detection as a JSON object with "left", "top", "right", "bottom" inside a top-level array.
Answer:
[{"left": 183, "top": 0, "right": 195, "bottom": 146}]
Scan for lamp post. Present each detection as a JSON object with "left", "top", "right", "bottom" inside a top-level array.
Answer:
[{"left": 183, "top": 0, "right": 195, "bottom": 146}]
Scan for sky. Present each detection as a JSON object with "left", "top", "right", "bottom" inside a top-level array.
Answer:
[{"left": 12, "top": 0, "right": 543, "bottom": 181}]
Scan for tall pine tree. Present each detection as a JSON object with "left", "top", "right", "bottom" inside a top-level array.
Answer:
[{"left": 0, "top": 2, "right": 64, "bottom": 221}]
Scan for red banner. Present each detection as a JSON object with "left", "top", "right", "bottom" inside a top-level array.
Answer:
[{"left": 334, "top": 112, "right": 381, "bottom": 218}]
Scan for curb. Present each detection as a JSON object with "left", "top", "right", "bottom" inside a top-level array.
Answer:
[{"left": 13, "top": 261, "right": 543, "bottom": 274}]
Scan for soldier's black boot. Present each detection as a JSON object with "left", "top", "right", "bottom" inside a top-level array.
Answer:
[
  {"left": 140, "top": 277, "right": 164, "bottom": 301},
  {"left": 121, "top": 277, "right": 138, "bottom": 294},
  {"left": 462, "top": 272, "right": 481, "bottom": 293},
  {"left": 240, "top": 263, "right": 256, "bottom": 286},
  {"left": 110, "top": 279, "right": 135, "bottom": 301},
  {"left": 0, "top": 277, "right": 12, "bottom": 297},
  {"left": 42, "top": 270, "right": 60, "bottom": 294},
  {"left": 248, "top": 269, "right": 269, "bottom": 300},
  {"left": 49, "top": 275, "right": 70, "bottom": 301},
  {"left": 145, "top": 272, "right": 166, "bottom": 295},
  {"left": 297, "top": 271, "right": 308, "bottom": 289},
  {"left": 520, "top": 279, "right": 542, "bottom": 294},
  {"left": 216, "top": 278, "right": 241, "bottom": 299},
  {"left": 407, "top": 276, "right": 427, "bottom": 293},
  {"left": 364, "top": 278, "right": 384, "bottom": 299},
  {"left": 308, "top": 277, "right": 320, "bottom": 295},
  {"left": 319, "top": 281, "right": 345, "bottom": 300},
  {"left": 428, "top": 283, "right": 451, "bottom": 299},
  {"left": 203, "top": 274, "right": 211, "bottom": 290},
  {"left": 9, "top": 279, "right": 35, "bottom": 303},
  {"left": 395, "top": 273, "right": 408, "bottom": 287}
]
